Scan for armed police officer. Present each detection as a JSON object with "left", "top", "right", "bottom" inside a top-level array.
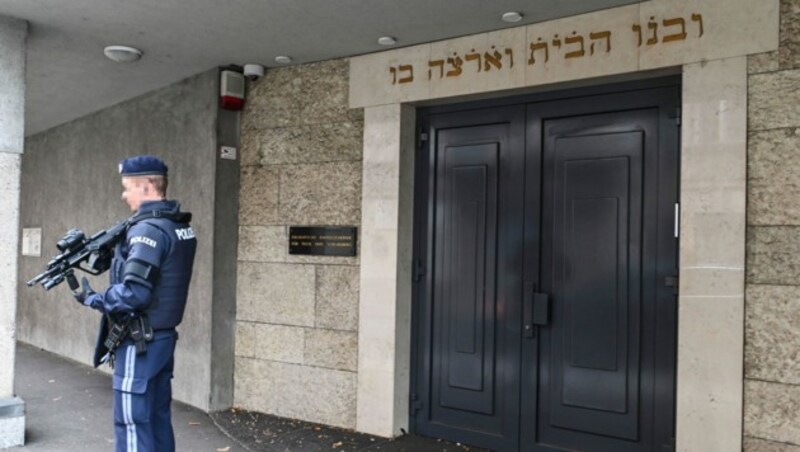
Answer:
[{"left": 70, "top": 155, "right": 197, "bottom": 452}]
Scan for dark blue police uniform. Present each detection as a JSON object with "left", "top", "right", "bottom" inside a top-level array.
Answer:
[{"left": 82, "top": 156, "right": 197, "bottom": 452}]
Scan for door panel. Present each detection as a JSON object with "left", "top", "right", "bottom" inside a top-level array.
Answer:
[
  {"left": 546, "top": 124, "right": 645, "bottom": 442},
  {"left": 437, "top": 142, "right": 497, "bottom": 413},
  {"left": 526, "top": 93, "right": 677, "bottom": 451},
  {"left": 414, "top": 106, "right": 525, "bottom": 451}
]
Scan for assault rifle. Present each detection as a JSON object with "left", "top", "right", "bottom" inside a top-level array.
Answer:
[{"left": 27, "top": 219, "right": 130, "bottom": 291}]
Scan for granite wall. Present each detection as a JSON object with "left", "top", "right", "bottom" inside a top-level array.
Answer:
[
  {"left": 745, "top": 1, "right": 800, "bottom": 450},
  {"left": 234, "top": 58, "right": 363, "bottom": 428}
]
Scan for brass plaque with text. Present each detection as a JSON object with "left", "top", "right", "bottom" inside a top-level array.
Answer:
[{"left": 289, "top": 226, "right": 358, "bottom": 256}]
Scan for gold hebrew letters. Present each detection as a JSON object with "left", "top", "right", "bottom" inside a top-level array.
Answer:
[
  {"left": 465, "top": 50, "right": 482, "bottom": 72},
  {"left": 633, "top": 13, "right": 704, "bottom": 46},
  {"left": 389, "top": 65, "right": 414, "bottom": 84},
  {"left": 529, "top": 38, "right": 549, "bottom": 65},
  {"left": 484, "top": 46, "right": 503, "bottom": 71},
  {"left": 529, "top": 30, "right": 611, "bottom": 65},
  {"left": 589, "top": 31, "right": 612, "bottom": 55},
  {"left": 387, "top": 12, "right": 707, "bottom": 85},
  {"left": 647, "top": 17, "right": 659, "bottom": 45},
  {"left": 446, "top": 54, "right": 463, "bottom": 77},
  {"left": 691, "top": 14, "right": 704, "bottom": 37},
  {"left": 632, "top": 24, "right": 643, "bottom": 47},
  {"left": 565, "top": 32, "right": 586, "bottom": 59},
  {"left": 421, "top": 47, "right": 516, "bottom": 80},
  {"left": 662, "top": 17, "right": 687, "bottom": 43},
  {"left": 428, "top": 60, "right": 444, "bottom": 79}
]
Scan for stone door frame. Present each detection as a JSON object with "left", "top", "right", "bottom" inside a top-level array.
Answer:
[{"left": 355, "top": 57, "right": 749, "bottom": 451}]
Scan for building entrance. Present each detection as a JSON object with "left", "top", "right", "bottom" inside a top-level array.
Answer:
[{"left": 411, "top": 80, "right": 680, "bottom": 451}]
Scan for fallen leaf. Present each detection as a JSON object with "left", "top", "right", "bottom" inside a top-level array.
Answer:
[
  {"left": 332, "top": 441, "right": 343, "bottom": 448},
  {"left": 188, "top": 421, "right": 201, "bottom": 426},
  {"left": 216, "top": 447, "right": 230, "bottom": 452},
  {"left": 48, "top": 380, "right": 55, "bottom": 383}
]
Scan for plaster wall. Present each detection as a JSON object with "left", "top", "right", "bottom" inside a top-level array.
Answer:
[
  {"left": 17, "top": 70, "right": 219, "bottom": 411},
  {"left": 233, "top": 59, "right": 364, "bottom": 429}
]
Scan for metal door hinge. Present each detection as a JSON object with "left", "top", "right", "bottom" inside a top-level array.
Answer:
[
  {"left": 413, "top": 259, "right": 425, "bottom": 282},
  {"left": 669, "top": 107, "right": 682, "bottom": 126},
  {"left": 674, "top": 203, "right": 680, "bottom": 238},
  {"left": 409, "top": 394, "right": 423, "bottom": 416},
  {"left": 664, "top": 274, "right": 679, "bottom": 295}
]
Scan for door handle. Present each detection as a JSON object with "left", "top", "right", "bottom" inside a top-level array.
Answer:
[
  {"left": 532, "top": 293, "right": 550, "bottom": 326},
  {"left": 524, "top": 282, "right": 550, "bottom": 338}
]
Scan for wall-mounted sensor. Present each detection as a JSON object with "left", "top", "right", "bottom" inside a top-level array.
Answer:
[
  {"left": 243, "top": 64, "right": 265, "bottom": 81},
  {"left": 220, "top": 70, "right": 245, "bottom": 110}
]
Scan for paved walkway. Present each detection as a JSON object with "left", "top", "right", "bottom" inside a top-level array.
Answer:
[
  {"left": 12, "top": 342, "right": 244, "bottom": 451},
  {"left": 12, "top": 343, "right": 485, "bottom": 452}
]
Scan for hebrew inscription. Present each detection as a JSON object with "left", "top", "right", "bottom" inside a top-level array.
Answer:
[
  {"left": 387, "top": 12, "right": 706, "bottom": 85},
  {"left": 424, "top": 46, "right": 515, "bottom": 81},
  {"left": 633, "top": 14, "right": 704, "bottom": 47}
]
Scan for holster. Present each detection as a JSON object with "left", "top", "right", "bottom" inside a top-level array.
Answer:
[
  {"left": 92, "top": 315, "right": 110, "bottom": 368},
  {"left": 92, "top": 313, "right": 153, "bottom": 368},
  {"left": 127, "top": 315, "right": 153, "bottom": 355}
]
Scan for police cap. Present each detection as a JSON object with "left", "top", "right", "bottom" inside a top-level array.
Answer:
[{"left": 119, "top": 155, "right": 168, "bottom": 177}]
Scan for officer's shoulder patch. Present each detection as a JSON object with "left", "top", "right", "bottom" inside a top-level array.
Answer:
[
  {"left": 175, "top": 227, "right": 195, "bottom": 241},
  {"left": 130, "top": 236, "right": 158, "bottom": 248}
]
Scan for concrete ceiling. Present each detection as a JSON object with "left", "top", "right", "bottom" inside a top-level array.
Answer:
[{"left": 0, "top": 0, "right": 641, "bottom": 136}]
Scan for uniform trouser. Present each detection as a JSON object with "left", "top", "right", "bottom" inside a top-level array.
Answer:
[{"left": 112, "top": 331, "right": 177, "bottom": 452}]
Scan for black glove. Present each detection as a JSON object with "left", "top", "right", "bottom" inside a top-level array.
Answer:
[{"left": 71, "top": 276, "right": 96, "bottom": 306}]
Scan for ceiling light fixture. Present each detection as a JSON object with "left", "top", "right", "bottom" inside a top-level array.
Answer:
[
  {"left": 103, "top": 45, "right": 143, "bottom": 63},
  {"left": 501, "top": 11, "right": 523, "bottom": 23},
  {"left": 274, "top": 55, "right": 292, "bottom": 64},
  {"left": 377, "top": 36, "right": 397, "bottom": 46}
]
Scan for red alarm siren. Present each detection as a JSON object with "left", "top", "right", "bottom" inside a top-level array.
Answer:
[{"left": 220, "top": 70, "right": 245, "bottom": 110}]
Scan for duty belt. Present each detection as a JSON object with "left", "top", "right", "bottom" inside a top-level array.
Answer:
[{"left": 103, "top": 314, "right": 153, "bottom": 368}]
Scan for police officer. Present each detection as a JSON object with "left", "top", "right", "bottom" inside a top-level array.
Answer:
[{"left": 71, "top": 155, "right": 197, "bottom": 452}]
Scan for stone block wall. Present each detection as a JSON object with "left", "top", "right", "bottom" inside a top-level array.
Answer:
[
  {"left": 745, "top": 1, "right": 800, "bottom": 450},
  {"left": 234, "top": 58, "right": 364, "bottom": 428}
]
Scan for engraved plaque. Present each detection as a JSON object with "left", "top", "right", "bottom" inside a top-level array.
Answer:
[{"left": 289, "top": 226, "right": 357, "bottom": 257}]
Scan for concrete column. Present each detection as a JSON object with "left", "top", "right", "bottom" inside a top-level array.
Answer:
[
  {"left": 676, "top": 57, "right": 748, "bottom": 452},
  {"left": 356, "top": 104, "right": 415, "bottom": 437},
  {"left": 0, "top": 15, "right": 27, "bottom": 449}
]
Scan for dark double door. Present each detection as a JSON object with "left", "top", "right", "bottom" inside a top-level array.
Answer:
[{"left": 412, "top": 82, "right": 679, "bottom": 451}]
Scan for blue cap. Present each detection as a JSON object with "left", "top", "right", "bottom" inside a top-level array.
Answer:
[{"left": 118, "top": 155, "right": 168, "bottom": 177}]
